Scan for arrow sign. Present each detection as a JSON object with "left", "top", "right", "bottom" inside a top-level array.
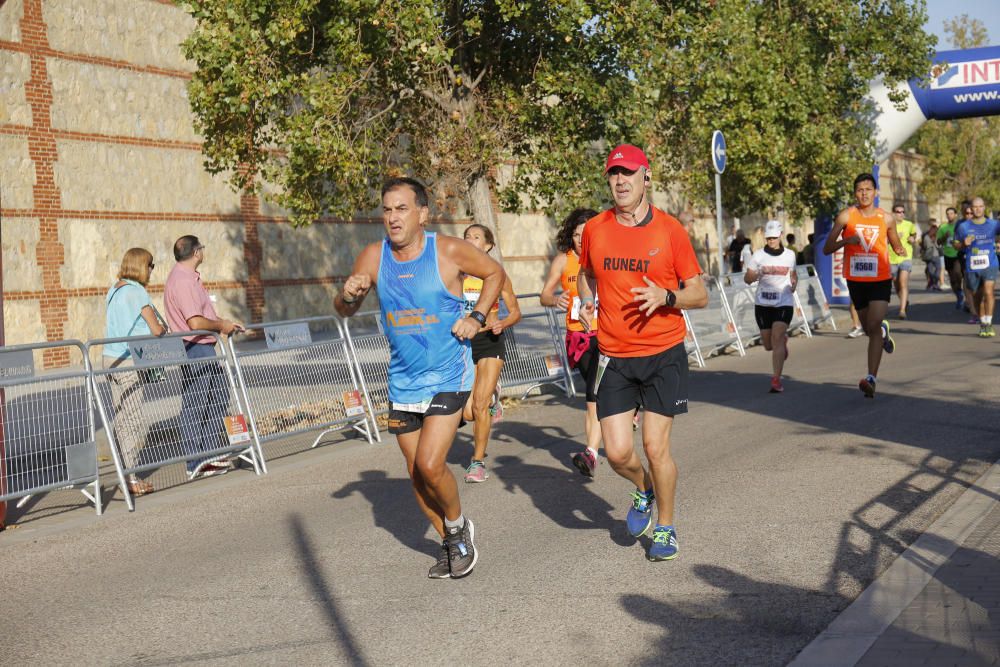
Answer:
[{"left": 711, "top": 130, "right": 727, "bottom": 174}]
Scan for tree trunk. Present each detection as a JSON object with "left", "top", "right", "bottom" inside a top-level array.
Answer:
[{"left": 466, "top": 172, "right": 503, "bottom": 259}]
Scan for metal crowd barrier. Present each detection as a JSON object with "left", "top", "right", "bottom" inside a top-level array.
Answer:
[
  {"left": 499, "top": 293, "right": 574, "bottom": 400},
  {"left": 684, "top": 275, "right": 745, "bottom": 358},
  {"left": 87, "top": 331, "right": 262, "bottom": 510},
  {"left": 228, "top": 316, "right": 377, "bottom": 456},
  {"left": 341, "top": 310, "right": 390, "bottom": 436},
  {"left": 681, "top": 312, "right": 707, "bottom": 368},
  {"left": 795, "top": 264, "right": 838, "bottom": 331},
  {"left": 0, "top": 340, "right": 101, "bottom": 514},
  {"left": 719, "top": 272, "right": 761, "bottom": 350}
]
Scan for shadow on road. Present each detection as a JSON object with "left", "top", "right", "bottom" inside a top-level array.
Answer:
[
  {"left": 288, "top": 513, "right": 370, "bottom": 667},
  {"left": 491, "top": 454, "right": 633, "bottom": 547},
  {"left": 330, "top": 470, "right": 438, "bottom": 557}
]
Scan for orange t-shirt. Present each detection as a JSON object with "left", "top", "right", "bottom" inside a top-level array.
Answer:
[
  {"left": 579, "top": 207, "right": 701, "bottom": 357},
  {"left": 842, "top": 206, "right": 891, "bottom": 282},
  {"left": 561, "top": 250, "right": 598, "bottom": 333}
]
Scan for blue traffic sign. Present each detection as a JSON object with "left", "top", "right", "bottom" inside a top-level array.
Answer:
[{"left": 711, "top": 130, "right": 727, "bottom": 174}]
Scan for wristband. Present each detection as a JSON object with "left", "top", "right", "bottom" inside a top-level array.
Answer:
[
  {"left": 468, "top": 310, "right": 487, "bottom": 326},
  {"left": 580, "top": 296, "right": 595, "bottom": 305},
  {"left": 663, "top": 289, "right": 676, "bottom": 308}
]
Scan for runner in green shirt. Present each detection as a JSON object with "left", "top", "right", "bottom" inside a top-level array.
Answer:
[
  {"left": 937, "top": 206, "right": 964, "bottom": 309},
  {"left": 889, "top": 204, "right": 918, "bottom": 319}
]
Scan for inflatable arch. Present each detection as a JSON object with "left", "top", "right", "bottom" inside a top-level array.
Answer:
[{"left": 815, "top": 46, "right": 1000, "bottom": 303}]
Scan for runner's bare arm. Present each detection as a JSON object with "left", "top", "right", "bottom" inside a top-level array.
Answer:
[
  {"left": 490, "top": 274, "right": 522, "bottom": 334},
  {"left": 822, "top": 210, "right": 859, "bottom": 255},
  {"left": 539, "top": 253, "right": 570, "bottom": 309},
  {"left": 439, "top": 236, "right": 505, "bottom": 340},
  {"left": 335, "top": 242, "right": 380, "bottom": 317},
  {"left": 576, "top": 265, "right": 597, "bottom": 331}
]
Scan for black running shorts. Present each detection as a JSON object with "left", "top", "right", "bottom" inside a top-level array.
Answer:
[
  {"left": 754, "top": 305, "right": 793, "bottom": 331},
  {"left": 944, "top": 256, "right": 961, "bottom": 273},
  {"left": 596, "top": 342, "right": 689, "bottom": 419},
  {"left": 387, "top": 391, "right": 470, "bottom": 435},
  {"left": 847, "top": 279, "right": 892, "bottom": 311},
  {"left": 471, "top": 330, "right": 506, "bottom": 363}
]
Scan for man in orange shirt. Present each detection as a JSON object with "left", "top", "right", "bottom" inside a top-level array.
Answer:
[
  {"left": 823, "top": 173, "right": 905, "bottom": 398},
  {"left": 577, "top": 144, "right": 708, "bottom": 561}
]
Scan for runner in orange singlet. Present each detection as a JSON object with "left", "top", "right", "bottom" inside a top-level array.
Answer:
[
  {"left": 823, "top": 173, "right": 905, "bottom": 398},
  {"left": 540, "top": 208, "right": 602, "bottom": 476},
  {"left": 577, "top": 144, "right": 708, "bottom": 562}
]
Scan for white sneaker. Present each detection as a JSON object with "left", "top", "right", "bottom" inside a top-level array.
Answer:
[{"left": 846, "top": 326, "right": 864, "bottom": 339}]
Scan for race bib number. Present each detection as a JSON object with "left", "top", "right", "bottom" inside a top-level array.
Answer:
[
  {"left": 849, "top": 253, "right": 878, "bottom": 278},
  {"left": 463, "top": 291, "right": 480, "bottom": 314},
  {"left": 759, "top": 290, "right": 779, "bottom": 303},
  {"left": 570, "top": 296, "right": 598, "bottom": 322},
  {"left": 970, "top": 253, "right": 990, "bottom": 271},
  {"left": 593, "top": 354, "right": 611, "bottom": 395}
]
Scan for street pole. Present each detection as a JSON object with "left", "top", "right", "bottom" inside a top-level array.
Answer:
[{"left": 715, "top": 172, "right": 724, "bottom": 275}]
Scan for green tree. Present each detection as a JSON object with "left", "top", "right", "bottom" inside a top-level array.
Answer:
[
  {"left": 904, "top": 15, "right": 1000, "bottom": 208},
  {"left": 643, "top": 0, "right": 936, "bottom": 219},
  {"left": 182, "top": 1, "right": 935, "bottom": 227},
  {"left": 181, "top": 0, "right": 647, "bottom": 227}
]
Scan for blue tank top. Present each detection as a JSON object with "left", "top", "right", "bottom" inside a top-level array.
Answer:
[{"left": 377, "top": 231, "right": 473, "bottom": 405}]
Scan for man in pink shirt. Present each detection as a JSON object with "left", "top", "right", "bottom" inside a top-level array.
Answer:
[{"left": 164, "top": 235, "right": 243, "bottom": 478}]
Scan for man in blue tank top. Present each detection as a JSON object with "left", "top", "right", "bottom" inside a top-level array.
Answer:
[{"left": 335, "top": 177, "right": 505, "bottom": 579}]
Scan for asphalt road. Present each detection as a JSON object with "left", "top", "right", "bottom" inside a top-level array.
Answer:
[{"left": 1, "top": 288, "right": 997, "bottom": 666}]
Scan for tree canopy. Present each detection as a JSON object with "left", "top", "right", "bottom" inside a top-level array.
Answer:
[
  {"left": 903, "top": 15, "right": 1000, "bottom": 210},
  {"left": 182, "top": 0, "right": 936, "bottom": 226}
]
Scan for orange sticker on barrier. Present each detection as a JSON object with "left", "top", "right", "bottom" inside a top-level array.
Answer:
[
  {"left": 224, "top": 415, "right": 251, "bottom": 445},
  {"left": 544, "top": 354, "right": 563, "bottom": 376},
  {"left": 343, "top": 390, "right": 366, "bottom": 417}
]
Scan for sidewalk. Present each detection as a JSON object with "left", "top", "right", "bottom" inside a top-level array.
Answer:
[{"left": 792, "top": 455, "right": 1000, "bottom": 666}]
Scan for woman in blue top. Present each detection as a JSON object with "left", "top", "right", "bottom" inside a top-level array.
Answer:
[{"left": 104, "top": 248, "right": 166, "bottom": 496}]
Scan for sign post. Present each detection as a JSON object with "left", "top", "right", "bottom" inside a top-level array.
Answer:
[{"left": 711, "top": 130, "right": 727, "bottom": 275}]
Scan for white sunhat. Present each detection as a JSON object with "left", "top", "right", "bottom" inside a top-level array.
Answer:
[{"left": 764, "top": 220, "right": 783, "bottom": 238}]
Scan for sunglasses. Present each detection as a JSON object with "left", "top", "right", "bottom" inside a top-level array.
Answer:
[{"left": 148, "top": 263, "right": 155, "bottom": 270}]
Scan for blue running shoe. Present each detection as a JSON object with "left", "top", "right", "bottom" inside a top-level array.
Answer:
[
  {"left": 648, "top": 525, "right": 679, "bottom": 561},
  {"left": 880, "top": 320, "right": 895, "bottom": 354},
  {"left": 626, "top": 489, "right": 654, "bottom": 537}
]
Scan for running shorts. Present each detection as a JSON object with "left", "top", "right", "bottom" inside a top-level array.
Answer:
[
  {"left": 965, "top": 265, "right": 998, "bottom": 291},
  {"left": 754, "top": 305, "right": 793, "bottom": 331},
  {"left": 387, "top": 391, "right": 470, "bottom": 435},
  {"left": 596, "top": 342, "right": 688, "bottom": 419},
  {"left": 471, "top": 330, "right": 506, "bottom": 363},
  {"left": 944, "top": 256, "right": 961, "bottom": 273},
  {"left": 890, "top": 260, "right": 913, "bottom": 277},
  {"left": 847, "top": 279, "right": 892, "bottom": 311}
]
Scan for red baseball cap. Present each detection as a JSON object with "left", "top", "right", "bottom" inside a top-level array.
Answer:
[{"left": 604, "top": 144, "right": 649, "bottom": 174}]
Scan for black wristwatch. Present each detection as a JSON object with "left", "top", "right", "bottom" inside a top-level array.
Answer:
[
  {"left": 664, "top": 289, "right": 677, "bottom": 308},
  {"left": 468, "top": 310, "right": 487, "bottom": 326}
]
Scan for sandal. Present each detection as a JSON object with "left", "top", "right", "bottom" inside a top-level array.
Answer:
[{"left": 127, "top": 479, "right": 154, "bottom": 496}]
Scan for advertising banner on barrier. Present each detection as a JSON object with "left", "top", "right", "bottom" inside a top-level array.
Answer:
[
  {"left": 264, "top": 322, "right": 312, "bottom": 350},
  {"left": 224, "top": 415, "right": 252, "bottom": 445},
  {"left": 0, "top": 348, "right": 34, "bottom": 384},
  {"left": 128, "top": 337, "right": 186, "bottom": 367}
]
